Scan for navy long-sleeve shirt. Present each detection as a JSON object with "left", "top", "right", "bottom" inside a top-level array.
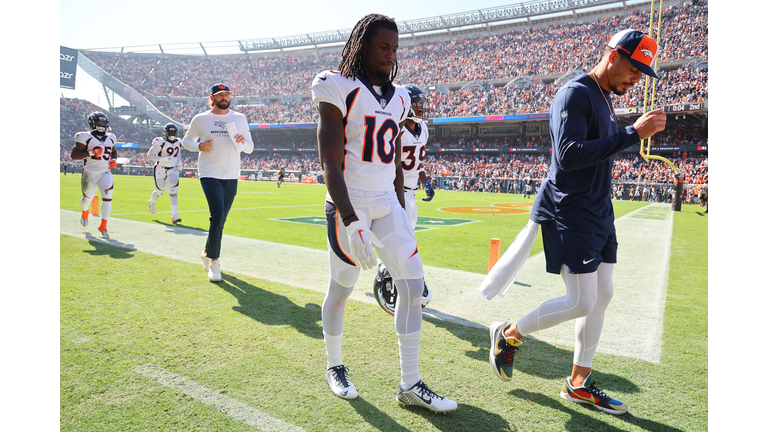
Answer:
[{"left": 531, "top": 73, "right": 641, "bottom": 235}]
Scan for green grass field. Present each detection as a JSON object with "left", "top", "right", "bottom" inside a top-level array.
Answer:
[{"left": 60, "top": 173, "right": 707, "bottom": 431}]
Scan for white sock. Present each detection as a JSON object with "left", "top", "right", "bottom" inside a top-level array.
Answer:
[
  {"left": 398, "top": 329, "right": 421, "bottom": 389},
  {"left": 80, "top": 196, "right": 93, "bottom": 212},
  {"left": 324, "top": 331, "right": 343, "bottom": 369},
  {"left": 101, "top": 200, "right": 112, "bottom": 221}
]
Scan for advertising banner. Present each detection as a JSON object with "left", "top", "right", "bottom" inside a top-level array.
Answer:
[{"left": 60, "top": 46, "right": 78, "bottom": 89}]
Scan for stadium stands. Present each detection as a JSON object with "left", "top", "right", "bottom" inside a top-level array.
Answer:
[
  {"left": 61, "top": 0, "right": 707, "bottom": 191},
  {"left": 73, "top": 0, "right": 708, "bottom": 126}
]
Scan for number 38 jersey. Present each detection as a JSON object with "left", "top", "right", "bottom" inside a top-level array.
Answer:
[
  {"left": 311, "top": 70, "right": 409, "bottom": 200},
  {"left": 400, "top": 122, "right": 428, "bottom": 191},
  {"left": 75, "top": 131, "right": 117, "bottom": 174}
]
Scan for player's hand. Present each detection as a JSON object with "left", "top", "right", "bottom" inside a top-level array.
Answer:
[
  {"left": 233, "top": 134, "right": 245, "bottom": 144},
  {"left": 345, "top": 221, "right": 382, "bottom": 270},
  {"left": 199, "top": 140, "right": 214, "bottom": 152},
  {"left": 633, "top": 108, "right": 666, "bottom": 140},
  {"left": 90, "top": 147, "right": 103, "bottom": 158},
  {"left": 422, "top": 181, "right": 435, "bottom": 202},
  {"left": 109, "top": 160, "right": 117, "bottom": 169}
]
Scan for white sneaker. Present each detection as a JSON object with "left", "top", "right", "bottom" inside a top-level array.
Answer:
[
  {"left": 201, "top": 251, "right": 211, "bottom": 271},
  {"left": 100, "top": 230, "right": 109, "bottom": 238},
  {"left": 172, "top": 216, "right": 182, "bottom": 224},
  {"left": 208, "top": 259, "right": 221, "bottom": 282},
  {"left": 80, "top": 218, "right": 89, "bottom": 227},
  {"left": 148, "top": 200, "right": 156, "bottom": 214},
  {"left": 325, "top": 365, "right": 358, "bottom": 399},
  {"left": 396, "top": 380, "right": 457, "bottom": 412}
]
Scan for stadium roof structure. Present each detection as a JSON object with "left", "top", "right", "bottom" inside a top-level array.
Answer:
[
  {"left": 83, "top": 0, "right": 661, "bottom": 55},
  {"left": 240, "top": 0, "right": 649, "bottom": 52}
]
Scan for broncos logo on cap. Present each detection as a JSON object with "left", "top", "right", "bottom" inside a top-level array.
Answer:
[
  {"left": 218, "top": 84, "right": 226, "bottom": 90},
  {"left": 640, "top": 48, "right": 653, "bottom": 58}
]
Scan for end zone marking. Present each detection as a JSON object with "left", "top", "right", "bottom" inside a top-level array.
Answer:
[
  {"left": 270, "top": 215, "right": 481, "bottom": 232},
  {"left": 438, "top": 202, "right": 533, "bottom": 215},
  {"left": 135, "top": 364, "right": 304, "bottom": 432}
]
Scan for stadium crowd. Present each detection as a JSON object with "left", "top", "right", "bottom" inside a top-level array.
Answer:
[
  {"left": 62, "top": 1, "right": 708, "bottom": 198},
  {"left": 60, "top": 98, "right": 155, "bottom": 144},
  {"left": 62, "top": 142, "right": 707, "bottom": 200},
  {"left": 79, "top": 0, "right": 708, "bottom": 125}
]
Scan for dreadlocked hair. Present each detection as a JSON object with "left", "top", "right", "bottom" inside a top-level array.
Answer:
[{"left": 338, "top": 14, "right": 399, "bottom": 92}]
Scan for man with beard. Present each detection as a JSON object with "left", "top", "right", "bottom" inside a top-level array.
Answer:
[
  {"left": 484, "top": 30, "right": 667, "bottom": 415},
  {"left": 182, "top": 83, "right": 253, "bottom": 282}
]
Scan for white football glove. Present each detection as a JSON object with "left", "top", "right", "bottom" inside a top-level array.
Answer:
[{"left": 345, "top": 220, "right": 382, "bottom": 270}]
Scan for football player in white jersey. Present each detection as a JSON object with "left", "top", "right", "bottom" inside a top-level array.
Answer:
[
  {"left": 312, "top": 13, "right": 456, "bottom": 413},
  {"left": 373, "top": 84, "right": 433, "bottom": 316},
  {"left": 147, "top": 123, "right": 183, "bottom": 224},
  {"left": 70, "top": 112, "right": 118, "bottom": 237}
]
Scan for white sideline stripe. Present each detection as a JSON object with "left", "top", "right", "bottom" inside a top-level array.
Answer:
[
  {"left": 61, "top": 203, "right": 672, "bottom": 363},
  {"left": 135, "top": 364, "right": 304, "bottom": 432},
  {"left": 108, "top": 203, "right": 323, "bottom": 216}
]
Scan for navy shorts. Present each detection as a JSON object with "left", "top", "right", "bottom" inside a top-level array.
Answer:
[{"left": 540, "top": 220, "right": 618, "bottom": 274}]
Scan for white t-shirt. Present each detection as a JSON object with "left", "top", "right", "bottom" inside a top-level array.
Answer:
[
  {"left": 182, "top": 110, "right": 253, "bottom": 179},
  {"left": 311, "top": 70, "right": 409, "bottom": 202}
]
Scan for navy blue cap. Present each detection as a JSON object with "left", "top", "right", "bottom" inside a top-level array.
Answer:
[{"left": 211, "top": 83, "right": 231, "bottom": 96}]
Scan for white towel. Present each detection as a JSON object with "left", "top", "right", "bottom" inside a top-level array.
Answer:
[{"left": 479, "top": 219, "right": 539, "bottom": 300}]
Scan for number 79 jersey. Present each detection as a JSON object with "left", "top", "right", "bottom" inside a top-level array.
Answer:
[
  {"left": 75, "top": 131, "right": 117, "bottom": 174},
  {"left": 312, "top": 70, "right": 409, "bottom": 196}
]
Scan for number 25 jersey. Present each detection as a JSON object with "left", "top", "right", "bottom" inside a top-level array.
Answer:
[
  {"left": 75, "top": 131, "right": 117, "bottom": 174},
  {"left": 312, "top": 70, "right": 409, "bottom": 198}
]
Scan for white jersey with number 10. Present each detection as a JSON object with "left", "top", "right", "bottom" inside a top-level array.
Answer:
[{"left": 311, "top": 70, "right": 409, "bottom": 200}]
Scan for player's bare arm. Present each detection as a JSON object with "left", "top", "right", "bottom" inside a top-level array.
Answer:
[
  {"left": 317, "top": 102, "right": 357, "bottom": 226},
  {"left": 394, "top": 121, "right": 406, "bottom": 209},
  {"left": 418, "top": 171, "right": 428, "bottom": 184},
  {"left": 70, "top": 142, "right": 90, "bottom": 160}
]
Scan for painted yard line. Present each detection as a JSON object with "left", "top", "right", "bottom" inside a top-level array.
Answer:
[
  {"left": 135, "top": 364, "right": 304, "bottom": 432},
  {"left": 108, "top": 204, "right": 323, "bottom": 216},
  {"left": 61, "top": 203, "right": 671, "bottom": 363}
]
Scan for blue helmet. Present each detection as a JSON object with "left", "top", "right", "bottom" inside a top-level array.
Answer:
[
  {"left": 404, "top": 84, "right": 429, "bottom": 123},
  {"left": 163, "top": 123, "right": 179, "bottom": 141},
  {"left": 87, "top": 112, "right": 109, "bottom": 134}
]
